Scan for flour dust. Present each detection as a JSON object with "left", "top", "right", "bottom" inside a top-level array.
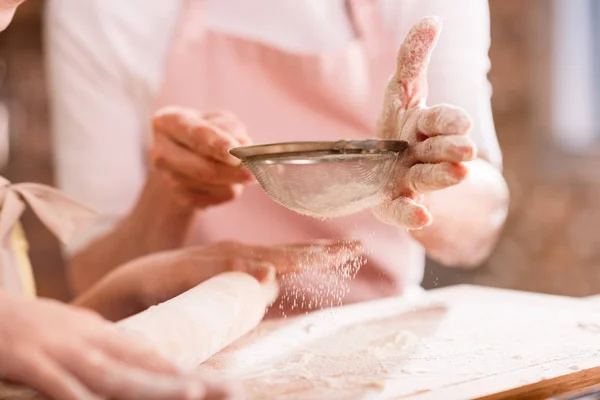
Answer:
[{"left": 277, "top": 243, "right": 367, "bottom": 316}]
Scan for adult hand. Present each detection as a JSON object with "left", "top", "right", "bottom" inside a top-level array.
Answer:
[
  {"left": 373, "top": 16, "right": 477, "bottom": 230},
  {"left": 0, "top": 292, "right": 241, "bottom": 400},
  {"left": 151, "top": 107, "right": 255, "bottom": 209},
  {"left": 76, "top": 239, "right": 363, "bottom": 321}
]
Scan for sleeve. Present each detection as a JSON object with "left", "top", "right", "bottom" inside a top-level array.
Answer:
[
  {"left": 384, "top": 0, "right": 502, "bottom": 169},
  {"left": 43, "top": 0, "right": 180, "bottom": 256}
]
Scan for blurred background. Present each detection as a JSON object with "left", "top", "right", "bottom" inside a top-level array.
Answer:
[{"left": 1, "top": 0, "right": 599, "bottom": 301}]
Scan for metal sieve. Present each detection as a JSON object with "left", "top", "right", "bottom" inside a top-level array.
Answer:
[{"left": 229, "top": 139, "right": 410, "bottom": 219}]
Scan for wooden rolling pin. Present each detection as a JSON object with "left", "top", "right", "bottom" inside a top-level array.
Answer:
[{"left": 117, "top": 270, "right": 279, "bottom": 370}]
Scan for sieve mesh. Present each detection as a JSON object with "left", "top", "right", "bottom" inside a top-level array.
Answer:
[{"left": 242, "top": 152, "right": 399, "bottom": 219}]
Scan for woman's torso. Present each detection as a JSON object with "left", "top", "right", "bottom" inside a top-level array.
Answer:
[{"left": 157, "top": 0, "right": 425, "bottom": 297}]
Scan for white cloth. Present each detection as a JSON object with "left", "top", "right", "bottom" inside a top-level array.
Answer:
[{"left": 44, "top": 0, "right": 500, "bottom": 255}]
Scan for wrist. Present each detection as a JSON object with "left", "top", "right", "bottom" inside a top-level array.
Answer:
[
  {"left": 73, "top": 268, "right": 147, "bottom": 321},
  {"left": 134, "top": 172, "right": 195, "bottom": 221},
  {"left": 124, "top": 173, "right": 196, "bottom": 250}
]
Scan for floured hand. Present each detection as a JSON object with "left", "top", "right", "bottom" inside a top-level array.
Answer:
[
  {"left": 75, "top": 239, "right": 362, "bottom": 321},
  {"left": 373, "top": 16, "right": 477, "bottom": 230}
]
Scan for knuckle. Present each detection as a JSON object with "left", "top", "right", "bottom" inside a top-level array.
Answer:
[
  {"left": 205, "top": 108, "right": 239, "bottom": 124},
  {"left": 203, "top": 108, "right": 227, "bottom": 119},
  {"left": 151, "top": 113, "right": 166, "bottom": 131},
  {"left": 155, "top": 105, "right": 193, "bottom": 119},
  {"left": 154, "top": 106, "right": 201, "bottom": 133},
  {"left": 406, "top": 167, "right": 423, "bottom": 190},
  {"left": 81, "top": 349, "right": 109, "bottom": 373},
  {"left": 442, "top": 105, "right": 472, "bottom": 132},
  {"left": 425, "top": 112, "right": 440, "bottom": 131},
  {"left": 423, "top": 138, "right": 437, "bottom": 156}
]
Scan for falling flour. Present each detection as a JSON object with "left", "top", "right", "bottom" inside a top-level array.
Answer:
[{"left": 277, "top": 250, "right": 366, "bottom": 317}]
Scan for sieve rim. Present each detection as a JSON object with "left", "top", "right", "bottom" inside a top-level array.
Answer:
[
  {"left": 229, "top": 139, "right": 409, "bottom": 161},
  {"left": 244, "top": 151, "right": 398, "bottom": 165}
]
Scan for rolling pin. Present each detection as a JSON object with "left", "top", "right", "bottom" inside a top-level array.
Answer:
[{"left": 117, "top": 270, "right": 278, "bottom": 370}]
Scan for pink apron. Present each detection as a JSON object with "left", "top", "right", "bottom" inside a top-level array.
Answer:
[{"left": 157, "top": 0, "right": 425, "bottom": 315}]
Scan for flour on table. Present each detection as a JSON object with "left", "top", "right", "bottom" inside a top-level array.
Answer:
[
  {"left": 245, "top": 328, "right": 419, "bottom": 399},
  {"left": 577, "top": 321, "right": 600, "bottom": 333},
  {"left": 304, "top": 323, "right": 316, "bottom": 334},
  {"left": 199, "top": 307, "right": 447, "bottom": 400}
]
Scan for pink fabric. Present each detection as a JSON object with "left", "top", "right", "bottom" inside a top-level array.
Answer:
[{"left": 157, "top": 0, "right": 426, "bottom": 313}]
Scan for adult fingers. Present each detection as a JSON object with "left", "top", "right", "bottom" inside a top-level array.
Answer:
[
  {"left": 212, "top": 240, "right": 364, "bottom": 275},
  {"left": 144, "top": 255, "right": 276, "bottom": 303},
  {"left": 170, "top": 254, "right": 274, "bottom": 285},
  {"left": 237, "top": 261, "right": 276, "bottom": 284},
  {"left": 172, "top": 180, "right": 245, "bottom": 206},
  {"left": 373, "top": 197, "right": 432, "bottom": 230},
  {"left": 153, "top": 106, "right": 241, "bottom": 166},
  {"left": 417, "top": 104, "right": 472, "bottom": 137},
  {"left": 231, "top": 260, "right": 280, "bottom": 303},
  {"left": 405, "top": 162, "right": 468, "bottom": 193},
  {"left": 152, "top": 134, "right": 253, "bottom": 184},
  {"left": 202, "top": 110, "right": 252, "bottom": 146},
  {"left": 163, "top": 184, "right": 245, "bottom": 209},
  {"left": 162, "top": 170, "right": 249, "bottom": 195},
  {"left": 260, "top": 277, "right": 280, "bottom": 306},
  {"left": 412, "top": 135, "right": 477, "bottom": 163}
]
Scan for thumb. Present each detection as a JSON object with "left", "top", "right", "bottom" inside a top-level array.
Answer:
[
  {"left": 245, "top": 262, "right": 279, "bottom": 305},
  {"left": 378, "top": 16, "right": 442, "bottom": 140},
  {"left": 393, "top": 16, "right": 441, "bottom": 107},
  {"left": 261, "top": 279, "right": 280, "bottom": 306},
  {"left": 245, "top": 261, "right": 276, "bottom": 284}
]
